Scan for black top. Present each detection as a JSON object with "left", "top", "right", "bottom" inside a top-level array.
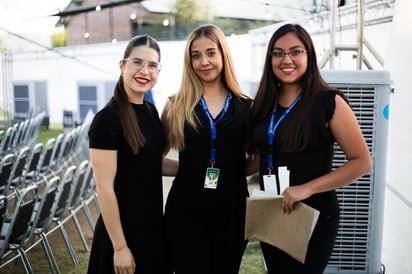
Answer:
[
  {"left": 87, "top": 101, "right": 165, "bottom": 273},
  {"left": 251, "top": 90, "right": 339, "bottom": 211},
  {"left": 165, "top": 95, "right": 252, "bottom": 222}
]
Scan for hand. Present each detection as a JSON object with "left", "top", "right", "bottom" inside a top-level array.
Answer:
[
  {"left": 113, "top": 246, "right": 136, "bottom": 274},
  {"left": 281, "top": 184, "right": 312, "bottom": 214}
]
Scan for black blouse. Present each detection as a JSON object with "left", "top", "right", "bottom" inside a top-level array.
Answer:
[{"left": 251, "top": 90, "right": 339, "bottom": 211}]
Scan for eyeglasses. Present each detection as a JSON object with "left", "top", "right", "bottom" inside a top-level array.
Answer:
[
  {"left": 122, "top": 57, "right": 161, "bottom": 72},
  {"left": 271, "top": 49, "right": 307, "bottom": 60}
]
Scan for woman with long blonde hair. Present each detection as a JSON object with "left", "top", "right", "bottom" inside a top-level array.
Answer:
[{"left": 161, "top": 24, "right": 252, "bottom": 274}]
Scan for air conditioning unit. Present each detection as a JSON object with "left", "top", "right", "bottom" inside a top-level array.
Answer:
[{"left": 322, "top": 70, "right": 391, "bottom": 274}]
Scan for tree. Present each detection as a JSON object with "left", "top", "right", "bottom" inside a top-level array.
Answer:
[
  {"left": 175, "top": 0, "right": 207, "bottom": 25},
  {"left": 51, "top": 29, "right": 67, "bottom": 48},
  {"left": 0, "top": 37, "right": 9, "bottom": 52}
]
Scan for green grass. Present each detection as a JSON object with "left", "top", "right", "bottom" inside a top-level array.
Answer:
[
  {"left": 1, "top": 123, "right": 64, "bottom": 146},
  {"left": 240, "top": 241, "right": 266, "bottom": 274},
  {"left": 37, "top": 124, "right": 64, "bottom": 145}
]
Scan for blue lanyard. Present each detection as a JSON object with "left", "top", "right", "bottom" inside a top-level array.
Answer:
[
  {"left": 267, "top": 93, "right": 302, "bottom": 173},
  {"left": 200, "top": 93, "right": 231, "bottom": 166}
]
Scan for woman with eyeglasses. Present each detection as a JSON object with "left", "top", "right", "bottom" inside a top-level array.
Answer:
[
  {"left": 161, "top": 24, "right": 252, "bottom": 274},
  {"left": 248, "top": 24, "right": 372, "bottom": 273},
  {"left": 87, "top": 34, "right": 177, "bottom": 274}
]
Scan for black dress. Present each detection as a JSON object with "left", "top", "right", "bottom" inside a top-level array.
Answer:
[
  {"left": 251, "top": 90, "right": 341, "bottom": 274},
  {"left": 164, "top": 94, "right": 252, "bottom": 274},
  {"left": 87, "top": 101, "right": 165, "bottom": 274}
]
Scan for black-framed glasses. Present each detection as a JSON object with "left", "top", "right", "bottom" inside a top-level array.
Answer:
[
  {"left": 271, "top": 49, "right": 307, "bottom": 59},
  {"left": 122, "top": 57, "right": 161, "bottom": 72}
]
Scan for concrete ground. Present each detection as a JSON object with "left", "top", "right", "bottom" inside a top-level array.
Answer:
[{"left": 381, "top": 186, "right": 412, "bottom": 274}]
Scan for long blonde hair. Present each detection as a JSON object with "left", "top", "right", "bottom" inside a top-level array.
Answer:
[{"left": 167, "top": 24, "right": 247, "bottom": 151}]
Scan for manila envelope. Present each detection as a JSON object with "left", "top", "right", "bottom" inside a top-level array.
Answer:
[{"left": 245, "top": 196, "right": 319, "bottom": 264}]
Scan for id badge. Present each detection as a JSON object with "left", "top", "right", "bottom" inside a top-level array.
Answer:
[
  {"left": 204, "top": 167, "right": 220, "bottom": 189},
  {"left": 263, "top": 174, "right": 277, "bottom": 193}
]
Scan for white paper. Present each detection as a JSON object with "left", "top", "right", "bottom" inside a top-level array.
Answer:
[{"left": 278, "top": 166, "right": 290, "bottom": 194}]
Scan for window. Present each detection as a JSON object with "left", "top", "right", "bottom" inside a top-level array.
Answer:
[
  {"left": 78, "top": 81, "right": 115, "bottom": 124},
  {"left": 13, "top": 81, "right": 48, "bottom": 121},
  {"left": 14, "top": 85, "right": 30, "bottom": 118},
  {"left": 78, "top": 86, "right": 97, "bottom": 124}
]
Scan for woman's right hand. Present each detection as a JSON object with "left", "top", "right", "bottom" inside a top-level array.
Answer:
[{"left": 113, "top": 246, "right": 136, "bottom": 274}]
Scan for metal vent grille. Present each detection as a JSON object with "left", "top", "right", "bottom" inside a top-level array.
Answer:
[
  {"left": 329, "top": 86, "right": 376, "bottom": 271},
  {"left": 322, "top": 70, "right": 391, "bottom": 274}
]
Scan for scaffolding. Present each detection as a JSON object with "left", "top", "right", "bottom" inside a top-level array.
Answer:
[
  {"left": 1, "top": 52, "right": 13, "bottom": 128},
  {"left": 249, "top": 0, "right": 395, "bottom": 70}
]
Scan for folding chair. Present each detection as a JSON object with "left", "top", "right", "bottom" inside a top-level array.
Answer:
[
  {"left": 31, "top": 176, "right": 62, "bottom": 274},
  {"left": 0, "top": 130, "right": 4, "bottom": 153},
  {"left": 12, "top": 121, "right": 27, "bottom": 151},
  {"left": 51, "top": 165, "right": 79, "bottom": 266},
  {"left": 79, "top": 162, "right": 98, "bottom": 231},
  {"left": 6, "top": 146, "right": 31, "bottom": 195},
  {"left": 17, "top": 120, "right": 31, "bottom": 147},
  {"left": 0, "top": 195, "right": 7, "bottom": 241},
  {"left": 24, "top": 143, "right": 44, "bottom": 184},
  {"left": 0, "top": 184, "right": 38, "bottom": 273},
  {"left": 0, "top": 195, "right": 8, "bottom": 263},
  {"left": 37, "top": 137, "right": 56, "bottom": 177},
  {"left": 7, "top": 123, "right": 20, "bottom": 152},
  {"left": 48, "top": 133, "right": 65, "bottom": 173},
  {"left": 0, "top": 127, "right": 14, "bottom": 156},
  {"left": 0, "top": 154, "right": 16, "bottom": 195},
  {"left": 67, "top": 160, "right": 91, "bottom": 252},
  {"left": 67, "top": 126, "right": 82, "bottom": 165}
]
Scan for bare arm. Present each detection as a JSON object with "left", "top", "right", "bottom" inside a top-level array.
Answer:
[
  {"left": 90, "top": 148, "right": 136, "bottom": 273},
  {"left": 162, "top": 156, "right": 179, "bottom": 176},
  {"left": 246, "top": 151, "right": 260, "bottom": 177},
  {"left": 281, "top": 95, "right": 372, "bottom": 212}
]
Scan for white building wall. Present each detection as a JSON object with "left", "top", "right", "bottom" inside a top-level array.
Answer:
[
  {"left": 4, "top": 34, "right": 256, "bottom": 124},
  {"left": 3, "top": 19, "right": 393, "bottom": 125}
]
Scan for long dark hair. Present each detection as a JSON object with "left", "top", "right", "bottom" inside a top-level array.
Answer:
[
  {"left": 108, "top": 34, "right": 160, "bottom": 154},
  {"left": 250, "top": 24, "right": 333, "bottom": 152}
]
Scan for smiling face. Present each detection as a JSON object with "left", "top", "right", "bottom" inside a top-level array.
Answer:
[
  {"left": 190, "top": 36, "right": 223, "bottom": 84},
  {"left": 120, "top": 45, "right": 160, "bottom": 103},
  {"left": 271, "top": 32, "right": 308, "bottom": 87}
]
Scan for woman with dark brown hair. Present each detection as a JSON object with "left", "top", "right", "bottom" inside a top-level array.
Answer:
[
  {"left": 248, "top": 24, "right": 371, "bottom": 273},
  {"left": 87, "top": 34, "right": 176, "bottom": 274}
]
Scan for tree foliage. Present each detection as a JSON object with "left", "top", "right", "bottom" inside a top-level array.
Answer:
[
  {"left": 51, "top": 29, "right": 67, "bottom": 48},
  {"left": 175, "top": 0, "right": 207, "bottom": 25},
  {"left": 0, "top": 38, "right": 9, "bottom": 52}
]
